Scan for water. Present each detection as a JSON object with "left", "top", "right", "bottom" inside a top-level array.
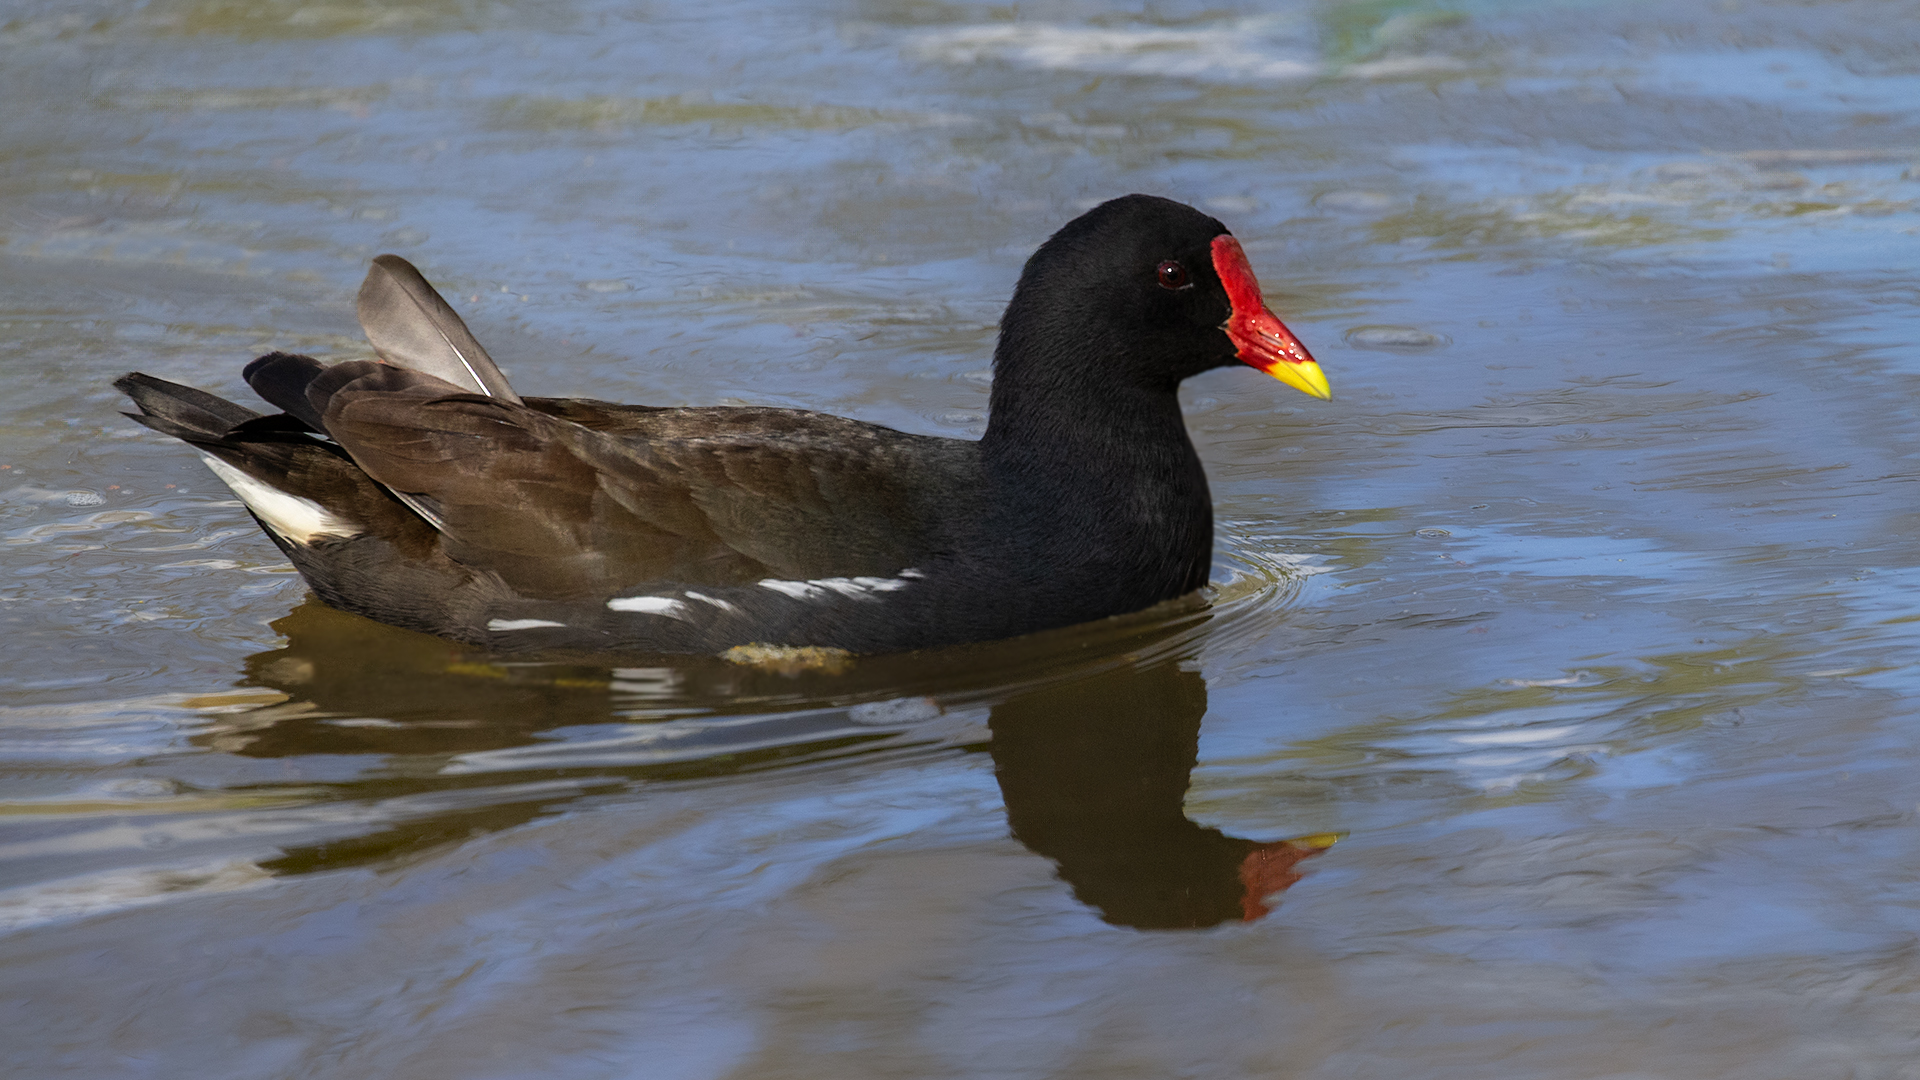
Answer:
[{"left": 4, "top": 0, "right": 1919, "bottom": 1074}]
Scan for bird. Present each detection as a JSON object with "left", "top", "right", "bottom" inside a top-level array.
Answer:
[{"left": 115, "top": 194, "right": 1329, "bottom": 656}]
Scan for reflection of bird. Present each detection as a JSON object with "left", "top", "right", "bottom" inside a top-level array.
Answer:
[
  {"left": 115, "top": 196, "right": 1327, "bottom": 654},
  {"left": 210, "top": 598, "right": 1331, "bottom": 920},
  {"left": 989, "top": 654, "right": 1332, "bottom": 930}
]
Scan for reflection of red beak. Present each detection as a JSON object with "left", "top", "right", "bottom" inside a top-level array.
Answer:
[
  {"left": 1212, "top": 235, "right": 1331, "bottom": 401},
  {"left": 1238, "top": 833, "right": 1339, "bottom": 921}
]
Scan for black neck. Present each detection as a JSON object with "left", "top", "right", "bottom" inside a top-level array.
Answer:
[
  {"left": 977, "top": 328, "right": 1215, "bottom": 607},
  {"left": 981, "top": 307, "right": 1191, "bottom": 466}
]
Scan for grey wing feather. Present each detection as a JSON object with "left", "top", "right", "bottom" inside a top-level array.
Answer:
[{"left": 355, "top": 254, "right": 524, "bottom": 405}]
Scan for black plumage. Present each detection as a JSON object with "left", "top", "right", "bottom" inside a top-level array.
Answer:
[{"left": 115, "top": 195, "right": 1328, "bottom": 654}]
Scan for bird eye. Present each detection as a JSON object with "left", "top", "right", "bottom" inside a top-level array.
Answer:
[{"left": 1156, "top": 260, "right": 1189, "bottom": 290}]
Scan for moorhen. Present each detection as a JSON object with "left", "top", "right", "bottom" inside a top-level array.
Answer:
[{"left": 116, "top": 194, "right": 1329, "bottom": 654}]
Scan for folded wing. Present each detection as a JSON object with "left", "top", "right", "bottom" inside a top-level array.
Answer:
[{"left": 296, "top": 362, "right": 952, "bottom": 598}]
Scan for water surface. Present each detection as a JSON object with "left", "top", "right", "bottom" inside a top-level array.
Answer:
[{"left": 4, "top": 0, "right": 1920, "bottom": 1075}]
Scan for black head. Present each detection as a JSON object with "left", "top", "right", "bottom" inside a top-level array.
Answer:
[{"left": 993, "top": 195, "right": 1327, "bottom": 402}]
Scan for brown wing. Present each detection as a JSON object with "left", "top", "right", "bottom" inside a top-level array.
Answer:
[{"left": 309, "top": 363, "right": 966, "bottom": 600}]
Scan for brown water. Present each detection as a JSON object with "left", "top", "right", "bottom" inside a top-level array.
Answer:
[{"left": 4, "top": 0, "right": 1920, "bottom": 1075}]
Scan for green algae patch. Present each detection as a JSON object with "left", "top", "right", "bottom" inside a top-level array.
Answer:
[
  {"left": 720, "top": 643, "right": 856, "bottom": 676},
  {"left": 489, "top": 95, "right": 926, "bottom": 134}
]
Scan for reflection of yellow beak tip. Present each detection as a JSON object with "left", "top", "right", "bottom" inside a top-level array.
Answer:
[{"left": 1265, "top": 359, "right": 1332, "bottom": 401}]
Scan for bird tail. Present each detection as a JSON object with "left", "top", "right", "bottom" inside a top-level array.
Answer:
[
  {"left": 114, "top": 371, "right": 264, "bottom": 446},
  {"left": 115, "top": 370, "right": 390, "bottom": 547}
]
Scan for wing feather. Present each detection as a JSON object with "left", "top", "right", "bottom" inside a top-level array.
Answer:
[{"left": 355, "top": 255, "right": 523, "bottom": 403}]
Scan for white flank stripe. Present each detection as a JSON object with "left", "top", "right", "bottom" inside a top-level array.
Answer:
[
  {"left": 682, "top": 591, "right": 739, "bottom": 613},
  {"left": 607, "top": 596, "right": 691, "bottom": 620},
  {"left": 812, "top": 578, "right": 876, "bottom": 600},
  {"left": 198, "top": 455, "right": 357, "bottom": 543},
  {"left": 759, "top": 573, "right": 919, "bottom": 602},
  {"left": 487, "top": 618, "right": 567, "bottom": 631},
  {"left": 759, "top": 579, "right": 827, "bottom": 601}
]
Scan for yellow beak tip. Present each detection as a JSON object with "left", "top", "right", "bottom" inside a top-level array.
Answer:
[{"left": 1264, "top": 360, "right": 1332, "bottom": 401}]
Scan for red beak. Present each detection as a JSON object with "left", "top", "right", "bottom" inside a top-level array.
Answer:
[{"left": 1212, "top": 235, "right": 1331, "bottom": 400}]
